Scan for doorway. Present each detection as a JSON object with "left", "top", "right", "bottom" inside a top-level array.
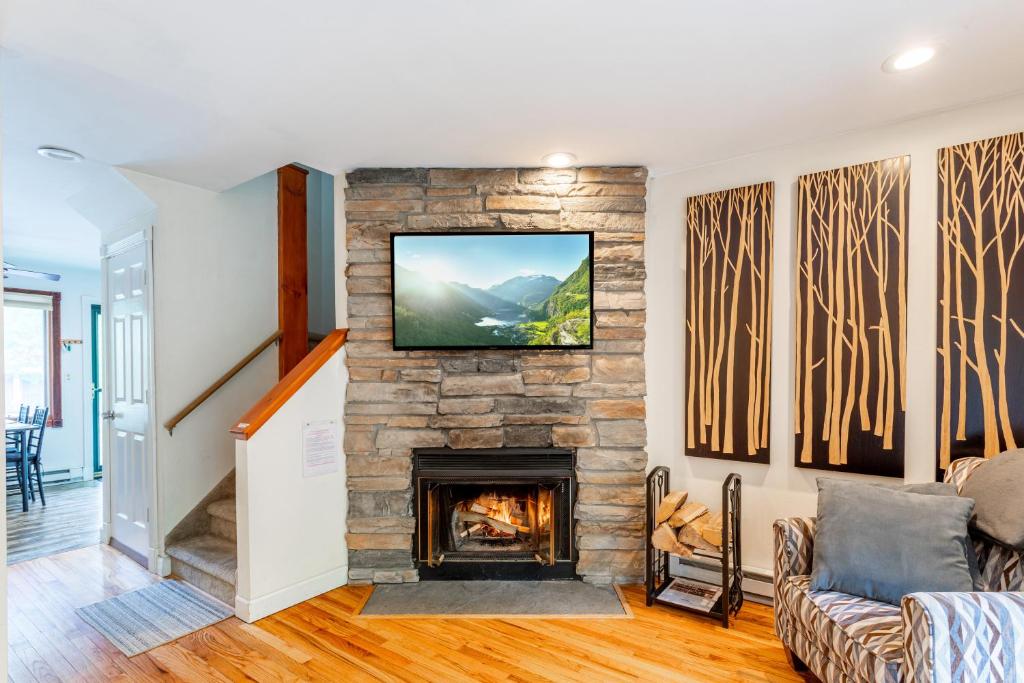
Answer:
[{"left": 4, "top": 280, "right": 104, "bottom": 565}]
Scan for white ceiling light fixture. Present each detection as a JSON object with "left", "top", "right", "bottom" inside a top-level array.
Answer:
[
  {"left": 882, "top": 45, "right": 936, "bottom": 73},
  {"left": 541, "top": 152, "right": 578, "bottom": 168},
  {"left": 36, "top": 146, "right": 83, "bottom": 162}
]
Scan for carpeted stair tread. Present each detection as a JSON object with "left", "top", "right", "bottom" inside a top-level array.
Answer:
[
  {"left": 206, "top": 498, "right": 236, "bottom": 523},
  {"left": 166, "top": 535, "right": 237, "bottom": 586}
]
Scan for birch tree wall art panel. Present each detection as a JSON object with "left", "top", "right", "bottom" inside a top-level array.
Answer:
[
  {"left": 685, "top": 181, "right": 773, "bottom": 464},
  {"left": 937, "top": 131, "right": 1024, "bottom": 474},
  {"left": 795, "top": 157, "right": 908, "bottom": 477}
]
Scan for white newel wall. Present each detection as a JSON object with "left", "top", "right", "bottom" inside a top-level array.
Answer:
[{"left": 234, "top": 348, "right": 348, "bottom": 622}]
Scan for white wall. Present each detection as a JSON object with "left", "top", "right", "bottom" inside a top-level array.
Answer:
[
  {"left": 235, "top": 347, "right": 347, "bottom": 622},
  {"left": 646, "top": 93, "right": 1024, "bottom": 577},
  {"left": 120, "top": 169, "right": 278, "bottom": 557},
  {"left": 5, "top": 261, "right": 101, "bottom": 480}
]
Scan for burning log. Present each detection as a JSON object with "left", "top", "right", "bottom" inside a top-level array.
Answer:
[
  {"left": 655, "top": 490, "right": 689, "bottom": 524},
  {"left": 457, "top": 510, "right": 529, "bottom": 535},
  {"left": 459, "top": 523, "right": 483, "bottom": 538}
]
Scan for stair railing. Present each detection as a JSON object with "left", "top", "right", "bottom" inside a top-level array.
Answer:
[
  {"left": 164, "top": 329, "right": 283, "bottom": 435},
  {"left": 230, "top": 329, "right": 348, "bottom": 440}
]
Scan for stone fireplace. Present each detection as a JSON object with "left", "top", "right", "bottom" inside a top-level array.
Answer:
[{"left": 343, "top": 167, "right": 648, "bottom": 584}]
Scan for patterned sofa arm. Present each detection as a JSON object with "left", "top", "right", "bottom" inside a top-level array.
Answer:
[
  {"left": 772, "top": 517, "right": 816, "bottom": 640},
  {"left": 902, "top": 591, "right": 1024, "bottom": 682},
  {"left": 773, "top": 517, "right": 817, "bottom": 580}
]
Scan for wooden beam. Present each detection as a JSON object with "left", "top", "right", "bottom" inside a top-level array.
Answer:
[{"left": 278, "top": 164, "right": 309, "bottom": 378}]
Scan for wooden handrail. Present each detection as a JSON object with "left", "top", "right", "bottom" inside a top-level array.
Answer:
[
  {"left": 164, "top": 330, "right": 283, "bottom": 435},
  {"left": 230, "top": 328, "right": 348, "bottom": 441}
]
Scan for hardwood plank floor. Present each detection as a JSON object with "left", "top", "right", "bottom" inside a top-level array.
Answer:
[
  {"left": 6, "top": 480, "right": 102, "bottom": 565},
  {"left": 8, "top": 545, "right": 815, "bottom": 682}
]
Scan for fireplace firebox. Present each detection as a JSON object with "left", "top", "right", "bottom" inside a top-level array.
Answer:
[{"left": 413, "top": 448, "right": 578, "bottom": 580}]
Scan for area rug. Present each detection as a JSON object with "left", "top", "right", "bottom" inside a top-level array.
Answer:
[
  {"left": 357, "top": 580, "right": 632, "bottom": 618},
  {"left": 76, "top": 580, "right": 233, "bottom": 656}
]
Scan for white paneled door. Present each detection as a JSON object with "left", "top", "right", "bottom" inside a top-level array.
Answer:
[{"left": 103, "top": 233, "right": 154, "bottom": 565}]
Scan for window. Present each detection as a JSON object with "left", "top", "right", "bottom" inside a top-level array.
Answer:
[{"left": 3, "top": 288, "right": 62, "bottom": 427}]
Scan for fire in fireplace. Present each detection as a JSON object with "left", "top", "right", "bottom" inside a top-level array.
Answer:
[
  {"left": 413, "top": 448, "right": 577, "bottom": 580},
  {"left": 448, "top": 485, "right": 553, "bottom": 556}
]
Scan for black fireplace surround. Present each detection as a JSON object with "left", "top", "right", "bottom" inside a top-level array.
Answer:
[{"left": 413, "top": 448, "right": 578, "bottom": 580}]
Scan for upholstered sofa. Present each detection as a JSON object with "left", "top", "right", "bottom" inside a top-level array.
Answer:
[{"left": 773, "top": 457, "right": 1024, "bottom": 682}]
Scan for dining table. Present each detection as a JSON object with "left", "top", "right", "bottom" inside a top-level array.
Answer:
[{"left": 6, "top": 418, "right": 36, "bottom": 512}]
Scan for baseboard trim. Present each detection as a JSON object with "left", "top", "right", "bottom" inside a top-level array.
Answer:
[
  {"left": 109, "top": 538, "right": 148, "bottom": 569},
  {"left": 235, "top": 565, "right": 348, "bottom": 623}
]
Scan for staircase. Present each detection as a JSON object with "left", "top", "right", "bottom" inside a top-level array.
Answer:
[{"left": 166, "top": 498, "right": 237, "bottom": 606}]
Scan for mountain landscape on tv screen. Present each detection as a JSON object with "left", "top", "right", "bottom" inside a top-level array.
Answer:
[{"left": 393, "top": 257, "right": 591, "bottom": 347}]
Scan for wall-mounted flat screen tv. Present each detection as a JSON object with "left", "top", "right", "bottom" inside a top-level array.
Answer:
[{"left": 391, "top": 231, "right": 594, "bottom": 350}]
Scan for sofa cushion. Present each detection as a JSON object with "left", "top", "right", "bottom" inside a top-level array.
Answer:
[
  {"left": 780, "top": 575, "right": 903, "bottom": 682},
  {"left": 960, "top": 448, "right": 1024, "bottom": 550},
  {"left": 811, "top": 478, "right": 976, "bottom": 605}
]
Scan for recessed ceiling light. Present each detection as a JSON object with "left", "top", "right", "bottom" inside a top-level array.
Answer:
[
  {"left": 541, "top": 152, "right": 577, "bottom": 168},
  {"left": 882, "top": 46, "right": 936, "bottom": 73},
  {"left": 37, "top": 146, "right": 83, "bottom": 162}
]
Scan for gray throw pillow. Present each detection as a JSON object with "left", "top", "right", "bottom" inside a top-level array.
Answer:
[
  {"left": 869, "top": 480, "right": 960, "bottom": 497},
  {"left": 961, "top": 449, "right": 1024, "bottom": 550},
  {"left": 893, "top": 481, "right": 960, "bottom": 496},
  {"left": 810, "top": 479, "right": 976, "bottom": 605},
  {"left": 825, "top": 477, "right": 982, "bottom": 589}
]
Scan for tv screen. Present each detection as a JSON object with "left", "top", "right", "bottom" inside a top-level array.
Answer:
[{"left": 391, "top": 231, "right": 594, "bottom": 350}]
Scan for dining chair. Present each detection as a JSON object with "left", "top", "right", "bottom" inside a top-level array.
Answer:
[
  {"left": 6, "top": 406, "right": 48, "bottom": 506},
  {"left": 6, "top": 404, "right": 30, "bottom": 451}
]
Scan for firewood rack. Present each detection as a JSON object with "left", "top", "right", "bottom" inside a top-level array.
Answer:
[{"left": 645, "top": 467, "right": 743, "bottom": 627}]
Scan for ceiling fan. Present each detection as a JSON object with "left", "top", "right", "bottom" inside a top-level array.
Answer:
[{"left": 3, "top": 262, "right": 61, "bottom": 282}]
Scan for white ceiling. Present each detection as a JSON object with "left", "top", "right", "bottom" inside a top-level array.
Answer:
[
  {"left": 2, "top": 134, "right": 107, "bottom": 270},
  {"left": 2, "top": 1, "right": 1024, "bottom": 260}
]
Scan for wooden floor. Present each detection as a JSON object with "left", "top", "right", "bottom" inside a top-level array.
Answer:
[
  {"left": 6, "top": 480, "right": 102, "bottom": 565},
  {"left": 8, "top": 544, "right": 814, "bottom": 682}
]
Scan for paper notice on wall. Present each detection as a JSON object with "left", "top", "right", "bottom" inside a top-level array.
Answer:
[{"left": 302, "top": 419, "right": 339, "bottom": 478}]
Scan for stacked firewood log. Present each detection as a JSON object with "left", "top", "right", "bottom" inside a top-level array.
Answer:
[{"left": 650, "top": 490, "right": 723, "bottom": 557}]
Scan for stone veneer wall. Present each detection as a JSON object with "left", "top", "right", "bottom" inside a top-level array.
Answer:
[{"left": 343, "top": 167, "right": 648, "bottom": 585}]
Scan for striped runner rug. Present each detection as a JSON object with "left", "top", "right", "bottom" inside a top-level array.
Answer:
[{"left": 76, "top": 579, "right": 233, "bottom": 656}]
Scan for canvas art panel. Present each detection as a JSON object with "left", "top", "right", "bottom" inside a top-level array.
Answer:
[
  {"left": 794, "top": 156, "right": 909, "bottom": 477},
  {"left": 685, "top": 181, "right": 773, "bottom": 464},
  {"left": 936, "top": 131, "right": 1024, "bottom": 474}
]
